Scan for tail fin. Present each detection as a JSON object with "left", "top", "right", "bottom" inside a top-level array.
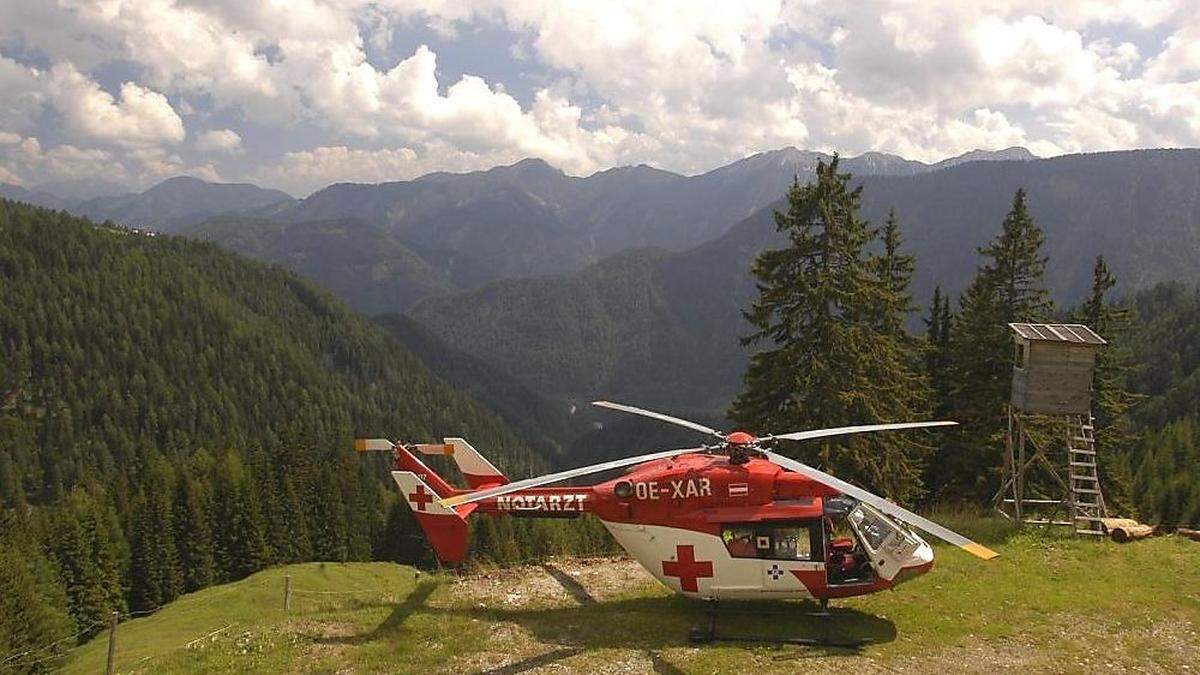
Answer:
[
  {"left": 414, "top": 438, "right": 508, "bottom": 489},
  {"left": 391, "top": 471, "right": 475, "bottom": 563},
  {"left": 358, "top": 437, "right": 503, "bottom": 564}
]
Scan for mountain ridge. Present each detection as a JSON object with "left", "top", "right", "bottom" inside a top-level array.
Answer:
[{"left": 408, "top": 148, "right": 1200, "bottom": 413}]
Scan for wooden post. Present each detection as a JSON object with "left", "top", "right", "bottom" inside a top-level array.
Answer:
[
  {"left": 1016, "top": 414, "right": 1026, "bottom": 522},
  {"left": 105, "top": 611, "right": 118, "bottom": 675},
  {"left": 284, "top": 575, "right": 292, "bottom": 611}
]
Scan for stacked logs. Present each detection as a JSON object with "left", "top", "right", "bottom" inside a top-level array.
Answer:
[{"left": 1099, "top": 518, "right": 1155, "bottom": 543}]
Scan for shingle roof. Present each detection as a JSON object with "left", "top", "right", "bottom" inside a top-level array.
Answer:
[{"left": 1008, "top": 323, "right": 1106, "bottom": 345}]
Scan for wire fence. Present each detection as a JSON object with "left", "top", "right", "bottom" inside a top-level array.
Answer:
[{"left": 0, "top": 619, "right": 106, "bottom": 668}]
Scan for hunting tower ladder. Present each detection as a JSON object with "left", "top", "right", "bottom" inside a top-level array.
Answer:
[{"left": 994, "top": 323, "right": 1108, "bottom": 536}]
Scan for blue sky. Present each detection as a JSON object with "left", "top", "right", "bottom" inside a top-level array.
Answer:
[{"left": 0, "top": 1, "right": 1197, "bottom": 197}]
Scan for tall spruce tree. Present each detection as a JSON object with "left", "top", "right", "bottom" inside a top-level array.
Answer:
[
  {"left": 730, "top": 158, "right": 931, "bottom": 502},
  {"left": 0, "top": 513, "right": 73, "bottom": 669},
  {"left": 1074, "top": 256, "right": 1142, "bottom": 514},
  {"left": 924, "top": 286, "right": 953, "bottom": 415},
  {"left": 173, "top": 474, "right": 216, "bottom": 592},
  {"left": 41, "top": 491, "right": 125, "bottom": 633},
  {"left": 129, "top": 486, "right": 183, "bottom": 611},
  {"left": 931, "top": 188, "right": 1053, "bottom": 499}
]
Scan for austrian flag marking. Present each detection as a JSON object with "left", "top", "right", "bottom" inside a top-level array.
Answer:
[{"left": 728, "top": 483, "right": 749, "bottom": 497}]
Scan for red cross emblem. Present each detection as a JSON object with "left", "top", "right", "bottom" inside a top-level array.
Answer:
[
  {"left": 661, "top": 544, "right": 713, "bottom": 592},
  {"left": 408, "top": 484, "right": 433, "bottom": 511}
]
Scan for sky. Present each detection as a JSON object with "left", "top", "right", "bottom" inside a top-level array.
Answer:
[{"left": 0, "top": 1, "right": 1197, "bottom": 197}]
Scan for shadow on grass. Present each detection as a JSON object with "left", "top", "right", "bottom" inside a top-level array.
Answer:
[
  {"left": 450, "top": 596, "right": 895, "bottom": 654},
  {"left": 540, "top": 563, "right": 597, "bottom": 605},
  {"left": 478, "top": 647, "right": 585, "bottom": 675},
  {"left": 312, "top": 580, "right": 439, "bottom": 646},
  {"left": 312, "top": 571, "right": 896, "bottom": 664}
]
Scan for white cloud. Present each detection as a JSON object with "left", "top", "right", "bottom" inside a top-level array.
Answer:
[
  {"left": 0, "top": 135, "right": 120, "bottom": 185},
  {"left": 43, "top": 63, "right": 185, "bottom": 149},
  {"left": 195, "top": 129, "right": 243, "bottom": 154},
  {"left": 0, "top": 0, "right": 1197, "bottom": 190},
  {"left": 0, "top": 132, "right": 221, "bottom": 190}
]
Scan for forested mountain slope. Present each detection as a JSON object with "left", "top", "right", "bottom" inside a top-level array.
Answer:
[
  {"left": 1125, "top": 283, "right": 1200, "bottom": 428},
  {"left": 409, "top": 149, "right": 1200, "bottom": 413},
  {"left": 371, "top": 313, "right": 584, "bottom": 456},
  {"left": 184, "top": 216, "right": 457, "bottom": 313},
  {"left": 0, "top": 198, "right": 566, "bottom": 657},
  {"left": 0, "top": 198, "right": 548, "bottom": 499}
]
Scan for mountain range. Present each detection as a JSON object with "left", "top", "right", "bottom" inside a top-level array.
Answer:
[
  {"left": 2, "top": 146, "right": 1033, "bottom": 311},
  {"left": 0, "top": 176, "right": 292, "bottom": 230},
  {"left": 409, "top": 149, "right": 1200, "bottom": 414},
  {"left": 9, "top": 145, "right": 1200, "bottom": 418}
]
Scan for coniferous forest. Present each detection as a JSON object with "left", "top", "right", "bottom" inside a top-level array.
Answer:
[
  {"left": 0, "top": 199, "right": 612, "bottom": 670},
  {"left": 2, "top": 154, "right": 1199, "bottom": 670}
]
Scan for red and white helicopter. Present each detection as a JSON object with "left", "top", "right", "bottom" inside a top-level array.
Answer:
[{"left": 359, "top": 401, "right": 997, "bottom": 608}]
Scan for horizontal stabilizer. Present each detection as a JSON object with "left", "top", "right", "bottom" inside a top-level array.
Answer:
[{"left": 355, "top": 438, "right": 394, "bottom": 452}]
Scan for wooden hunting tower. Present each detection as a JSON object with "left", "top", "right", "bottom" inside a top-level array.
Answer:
[
  {"left": 995, "top": 323, "right": 1108, "bottom": 535},
  {"left": 1010, "top": 323, "right": 1105, "bottom": 414}
]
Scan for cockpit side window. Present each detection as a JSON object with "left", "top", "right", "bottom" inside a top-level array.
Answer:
[
  {"left": 722, "top": 526, "right": 757, "bottom": 558},
  {"left": 722, "top": 521, "right": 822, "bottom": 561}
]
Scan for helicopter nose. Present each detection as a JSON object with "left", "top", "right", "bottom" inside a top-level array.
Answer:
[{"left": 893, "top": 538, "right": 935, "bottom": 585}]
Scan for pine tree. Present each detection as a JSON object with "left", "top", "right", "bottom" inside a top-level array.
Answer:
[
  {"left": 310, "top": 466, "right": 349, "bottom": 562},
  {"left": 1074, "top": 256, "right": 1142, "bottom": 514},
  {"left": 730, "top": 158, "right": 931, "bottom": 502},
  {"left": 173, "top": 475, "right": 216, "bottom": 592},
  {"left": 41, "top": 491, "right": 125, "bottom": 633},
  {"left": 981, "top": 188, "right": 1053, "bottom": 323},
  {"left": 932, "top": 188, "right": 1053, "bottom": 499},
  {"left": 0, "top": 513, "right": 74, "bottom": 671},
  {"left": 213, "top": 453, "right": 271, "bottom": 581},
  {"left": 129, "top": 486, "right": 183, "bottom": 611},
  {"left": 924, "top": 286, "right": 953, "bottom": 415}
]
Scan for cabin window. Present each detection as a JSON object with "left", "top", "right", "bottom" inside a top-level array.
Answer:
[
  {"left": 721, "top": 521, "right": 822, "bottom": 561},
  {"left": 1014, "top": 342, "right": 1028, "bottom": 369}
]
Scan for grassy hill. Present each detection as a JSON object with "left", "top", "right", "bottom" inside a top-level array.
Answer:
[{"left": 62, "top": 521, "right": 1200, "bottom": 673}]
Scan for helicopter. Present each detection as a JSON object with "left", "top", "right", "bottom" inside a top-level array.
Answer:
[{"left": 358, "top": 401, "right": 997, "bottom": 611}]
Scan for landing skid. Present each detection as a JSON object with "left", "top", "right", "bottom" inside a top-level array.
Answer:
[{"left": 687, "top": 599, "right": 870, "bottom": 648}]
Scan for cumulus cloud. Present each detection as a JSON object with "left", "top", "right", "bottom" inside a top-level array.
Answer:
[
  {"left": 195, "top": 129, "right": 243, "bottom": 154},
  {"left": 42, "top": 63, "right": 185, "bottom": 149},
  {"left": 0, "top": 0, "right": 1196, "bottom": 189}
]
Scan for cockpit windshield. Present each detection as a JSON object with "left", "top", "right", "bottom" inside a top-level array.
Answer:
[{"left": 848, "top": 504, "right": 899, "bottom": 552}]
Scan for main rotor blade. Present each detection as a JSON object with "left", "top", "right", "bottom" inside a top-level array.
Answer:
[
  {"left": 592, "top": 400, "right": 725, "bottom": 439},
  {"left": 438, "top": 446, "right": 708, "bottom": 508},
  {"left": 769, "top": 420, "right": 958, "bottom": 443},
  {"left": 761, "top": 449, "right": 999, "bottom": 560}
]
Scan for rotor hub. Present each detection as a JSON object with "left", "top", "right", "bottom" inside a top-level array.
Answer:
[{"left": 725, "top": 431, "right": 756, "bottom": 446}]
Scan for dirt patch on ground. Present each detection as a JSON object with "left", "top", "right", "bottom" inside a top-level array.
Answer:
[{"left": 447, "top": 556, "right": 658, "bottom": 610}]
